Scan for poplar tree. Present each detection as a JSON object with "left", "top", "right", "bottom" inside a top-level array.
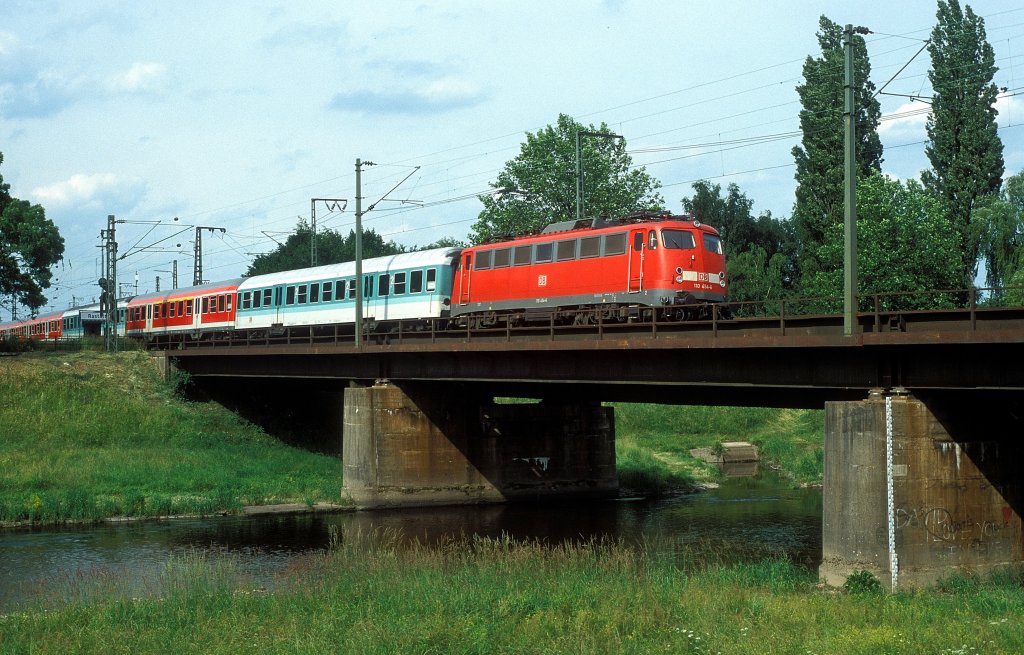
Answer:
[
  {"left": 791, "top": 16, "right": 882, "bottom": 288},
  {"left": 921, "top": 0, "right": 1004, "bottom": 291}
]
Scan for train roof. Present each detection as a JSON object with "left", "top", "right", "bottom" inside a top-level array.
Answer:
[
  {"left": 474, "top": 211, "right": 720, "bottom": 248},
  {"left": 128, "top": 279, "right": 244, "bottom": 304},
  {"left": 238, "top": 247, "right": 461, "bottom": 290}
]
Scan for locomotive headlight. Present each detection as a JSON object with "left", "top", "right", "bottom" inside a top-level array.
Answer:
[
  {"left": 675, "top": 267, "right": 683, "bottom": 275},
  {"left": 719, "top": 271, "right": 726, "bottom": 288},
  {"left": 675, "top": 275, "right": 684, "bottom": 283}
]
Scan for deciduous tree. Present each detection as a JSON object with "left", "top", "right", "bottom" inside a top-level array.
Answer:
[
  {"left": 0, "top": 152, "right": 65, "bottom": 315},
  {"left": 244, "top": 219, "right": 402, "bottom": 276},
  {"left": 471, "top": 114, "right": 663, "bottom": 243}
]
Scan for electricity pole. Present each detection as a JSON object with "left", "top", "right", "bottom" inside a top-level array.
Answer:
[
  {"left": 193, "top": 226, "right": 225, "bottom": 286},
  {"left": 575, "top": 130, "right": 623, "bottom": 223},
  {"left": 843, "top": 25, "right": 864, "bottom": 337},
  {"left": 354, "top": 160, "right": 375, "bottom": 348},
  {"left": 310, "top": 198, "right": 348, "bottom": 267},
  {"left": 99, "top": 214, "right": 118, "bottom": 352}
]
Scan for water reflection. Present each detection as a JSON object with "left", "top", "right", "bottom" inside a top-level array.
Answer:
[{"left": 0, "top": 473, "right": 821, "bottom": 611}]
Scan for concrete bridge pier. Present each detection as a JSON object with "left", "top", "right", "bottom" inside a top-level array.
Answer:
[
  {"left": 342, "top": 381, "right": 617, "bottom": 509},
  {"left": 821, "top": 391, "right": 1023, "bottom": 589}
]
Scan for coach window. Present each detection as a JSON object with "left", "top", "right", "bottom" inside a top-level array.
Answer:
[
  {"left": 410, "top": 270, "right": 423, "bottom": 294},
  {"left": 513, "top": 245, "right": 532, "bottom": 266},
  {"left": 475, "top": 250, "right": 492, "bottom": 270},
  {"left": 604, "top": 233, "right": 627, "bottom": 256},
  {"left": 535, "top": 242, "right": 553, "bottom": 263},
  {"left": 349, "top": 279, "right": 358, "bottom": 299},
  {"left": 580, "top": 236, "right": 601, "bottom": 258},
  {"left": 557, "top": 239, "right": 577, "bottom": 261},
  {"left": 322, "top": 282, "right": 332, "bottom": 303},
  {"left": 493, "top": 248, "right": 511, "bottom": 268},
  {"left": 186, "top": 299, "right": 193, "bottom": 315},
  {"left": 286, "top": 286, "right": 296, "bottom": 305},
  {"left": 148, "top": 304, "right": 153, "bottom": 319},
  {"left": 334, "top": 280, "right": 344, "bottom": 301},
  {"left": 364, "top": 276, "right": 373, "bottom": 298},
  {"left": 265, "top": 289, "right": 274, "bottom": 306},
  {"left": 648, "top": 230, "right": 658, "bottom": 250},
  {"left": 662, "top": 229, "right": 696, "bottom": 250},
  {"left": 297, "top": 285, "right": 307, "bottom": 304},
  {"left": 310, "top": 283, "right": 320, "bottom": 303},
  {"left": 394, "top": 272, "right": 407, "bottom": 295},
  {"left": 426, "top": 268, "right": 437, "bottom": 292},
  {"left": 163, "top": 304, "right": 169, "bottom": 319},
  {"left": 378, "top": 274, "right": 390, "bottom": 297},
  {"left": 178, "top": 300, "right": 185, "bottom": 315},
  {"left": 169, "top": 303, "right": 176, "bottom": 318}
]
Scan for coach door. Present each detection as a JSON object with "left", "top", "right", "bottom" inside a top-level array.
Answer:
[
  {"left": 628, "top": 229, "right": 644, "bottom": 292},
  {"left": 458, "top": 253, "right": 472, "bottom": 305}
]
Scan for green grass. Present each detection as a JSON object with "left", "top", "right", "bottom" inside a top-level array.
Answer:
[
  {"left": 2, "top": 534, "right": 1021, "bottom": 654},
  {"left": 613, "top": 403, "right": 824, "bottom": 491},
  {"left": 0, "top": 352, "right": 345, "bottom": 524}
]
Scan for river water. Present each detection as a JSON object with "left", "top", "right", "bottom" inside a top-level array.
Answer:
[{"left": 0, "top": 473, "right": 821, "bottom": 612}]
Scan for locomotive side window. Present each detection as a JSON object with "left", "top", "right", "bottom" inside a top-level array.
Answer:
[
  {"left": 580, "top": 236, "right": 601, "bottom": 258},
  {"left": 513, "top": 245, "right": 532, "bottom": 266},
  {"left": 426, "top": 268, "right": 437, "bottom": 291},
  {"left": 410, "top": 270, "right": 423, "bottom": 294},
  {"left": 648, "top": 231, "right": 658, "bottom": 250},
  {"left": 703, "top": 233, "right": 723, "bottom": 254},
  {"left": 378, "top": 274, "right": 390, "bottom": 297},
  {"left": 662, "top": 229, "right": 696, "bottom": 250},
  {"left": 493, "top": 248, "right": 511, "bottom": 268},
  {"left": 475, "top": 251, "right": 492, "bottom": 270},
  {"left": 604, "top": 233, "right": 627, "bottom": 255},
  {"left": 557, "top": 239, "right": 577, "bottom": 261},
  {"left": 394, "top": 272, "right": 407, "bottom": 295},
  {"left": 535, "top": 242, "right": 553, "bottom": 263},
  {"left": 322, "top": 282, "right": 332, "bottom": 303}
]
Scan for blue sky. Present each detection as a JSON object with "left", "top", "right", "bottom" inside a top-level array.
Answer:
[{"left": 1, "top": 0, "right": 1022, "bottom": 312}]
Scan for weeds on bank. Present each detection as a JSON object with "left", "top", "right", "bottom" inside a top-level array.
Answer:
[{"left": 2, "top": 534, "right": 1022, "bottom": 655}]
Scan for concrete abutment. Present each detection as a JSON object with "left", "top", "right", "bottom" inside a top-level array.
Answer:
[
  {"left": 821, "top": 393, "right": 1023, "bottom": 589},
  {"left": 342, "top": 381, "right": 617, "bottom": 509}
]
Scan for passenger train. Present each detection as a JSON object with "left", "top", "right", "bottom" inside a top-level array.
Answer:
[{"left": 1, "top": 211, "right": 728, "bottom": 344}]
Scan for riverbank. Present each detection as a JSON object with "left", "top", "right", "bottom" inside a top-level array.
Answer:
[
  {"left": 1, "top": 535, "right": 1020, "bottom": 654},
  {"left": 0, "top": 352, "right": 345, "bottom": 525},
  {"left": 1, "top": 351, "right": 824, "bottom": 526}
]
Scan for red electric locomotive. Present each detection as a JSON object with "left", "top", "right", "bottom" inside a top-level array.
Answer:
[{"left": 451, "top": 211, "right": 727, "bottom": 326}]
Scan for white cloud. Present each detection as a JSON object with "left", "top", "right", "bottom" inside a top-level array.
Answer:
[
  {"left": 31, "top": 173, "right": 147, "bottom": 211},
  {"left": 106, "top": 62, "right": 167, "bottom": 93},
  {"left": 996, "top": 91, "right": 1021, "bottom": 127},
  {"left": 878, "top": 100, "right": 930, "bottom": 139}
]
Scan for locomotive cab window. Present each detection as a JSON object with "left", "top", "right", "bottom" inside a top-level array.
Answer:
[
  {"left": 662, "top": 229, "right": 696, "bottom": 250},
  {"left": 474, "top": 251, "right": 491, "bottom": 270},
  {"left": 648, "top": 231, "right": 658, "bottom": 250},
  {"left": 703, "top": 233, "right": 723, "bottom": 254},
  {"left": 580, "top": 236, "right": 601, "bottom": 258}
]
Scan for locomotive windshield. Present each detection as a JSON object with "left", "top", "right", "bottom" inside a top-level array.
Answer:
[
  {"left": 661, "top": 229, "right": 696, "bottom": 249},
  {"left": 703, "top": 233, "right": 723, "bottom": 255}
]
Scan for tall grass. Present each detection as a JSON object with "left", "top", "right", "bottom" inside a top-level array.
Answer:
[
  {"left": 2, "top": 534, "right": 1021, "bottom": 654},
  {"left": 0, "top": 352, "right": 344, "bottom": 524}
]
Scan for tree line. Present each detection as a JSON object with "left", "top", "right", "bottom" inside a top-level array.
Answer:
[{"left": 2, "top": 0, "right": 1020, "bottom": 317}]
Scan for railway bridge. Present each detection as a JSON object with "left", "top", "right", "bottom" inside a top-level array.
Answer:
[{"left": 158, "top": 301, "right": 1024, "bottom": 587}]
